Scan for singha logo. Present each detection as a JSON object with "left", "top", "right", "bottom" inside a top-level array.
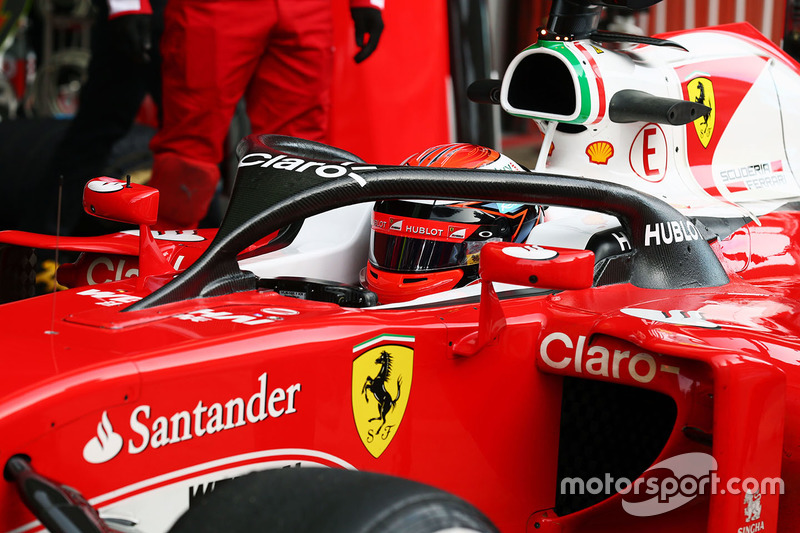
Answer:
[{"left": 744, "top": 489, "right": 762, "bottom": 523}]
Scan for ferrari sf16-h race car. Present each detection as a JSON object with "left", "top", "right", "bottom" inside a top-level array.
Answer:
[{"left": 1, "top": 0, "right": 800, "bottom": 531}]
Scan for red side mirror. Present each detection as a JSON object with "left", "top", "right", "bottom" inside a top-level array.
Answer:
[
  {"left": 453, "top": 242, "right": 595, "bottom": 357},
  {"left": 83, "top": 177, "right": 159, "bottom": 226},
  {"left": 479, "top": 242, "right": 595, "bottom": 290},
  {"left": 82, "top": 177, "right": 172, "bottom": 287}
]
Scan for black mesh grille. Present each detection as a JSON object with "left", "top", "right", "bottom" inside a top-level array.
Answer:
[{"left": 555, "top": 377, "right": 677, "bottom": 515}]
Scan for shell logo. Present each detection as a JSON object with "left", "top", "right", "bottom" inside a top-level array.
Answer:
[{"left": 586, "top": 141, "right": 614, "bottom": 165}]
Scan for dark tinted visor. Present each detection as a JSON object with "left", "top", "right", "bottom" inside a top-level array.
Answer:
[{"left": 369, "top": 232, "right": 488, "bottom": 272}]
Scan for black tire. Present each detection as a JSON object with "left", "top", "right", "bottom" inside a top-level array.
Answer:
[{"left": 170, "top": 468, "right": 499, "bottom": 533}]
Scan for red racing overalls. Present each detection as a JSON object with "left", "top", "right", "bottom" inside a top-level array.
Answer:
[{"left": 149, "top": 0, "right": 384, "bottom": 228}]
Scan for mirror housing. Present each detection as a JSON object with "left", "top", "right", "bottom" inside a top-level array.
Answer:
[
  {"left": 453, "top": 243, "right": 595, "bottom": 357},
  {"left": 82, "top": 177, "right": 172, "bottom": 286},
  {"left": 480, "top": 242, "right": 595, "bottom": 289},
  {"left": 83, "top": 177, "right": 159, "bottom": 226}
]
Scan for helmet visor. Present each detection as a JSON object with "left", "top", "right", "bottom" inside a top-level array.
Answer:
[
  {"left": 370, "top": 232, "right": 487, "bottom": 272},
  {"left": 368, "top": 203, "right": 542, "bottom": 274}
]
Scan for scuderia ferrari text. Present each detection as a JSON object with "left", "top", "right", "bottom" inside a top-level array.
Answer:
[{"left": 128, "top": 373, "right": 301, "bottom": 454}]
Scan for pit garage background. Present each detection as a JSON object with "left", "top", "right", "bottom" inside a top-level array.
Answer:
[{"left": 0, "top": 0, "right": 794, "bottom": 230}]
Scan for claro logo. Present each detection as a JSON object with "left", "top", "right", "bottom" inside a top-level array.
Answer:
[
  {"left": 538, "top": 332, "right": 680, "bottom": 383},
  {"left": 238, "top": 153, "right": 377, "bottom": 186}
]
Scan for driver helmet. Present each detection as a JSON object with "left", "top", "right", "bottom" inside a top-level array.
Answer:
[{"left": 363, "top": 143, "right": 544, "bottom": 304}]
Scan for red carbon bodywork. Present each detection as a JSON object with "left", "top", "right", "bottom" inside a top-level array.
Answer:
[{"left": 0, "top": 210, "right": 798, "bottom": 532}]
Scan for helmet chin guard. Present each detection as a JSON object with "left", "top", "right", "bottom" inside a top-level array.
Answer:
[{"left": 361, "top": 263, "right": 466, "bottom": 304}]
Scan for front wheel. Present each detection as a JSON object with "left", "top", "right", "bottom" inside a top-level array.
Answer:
[{"left": 170, "top": 468, "right": 498, "bottom": 533}]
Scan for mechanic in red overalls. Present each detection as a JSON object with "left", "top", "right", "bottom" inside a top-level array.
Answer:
[{"left": 149, "top": 0, "right": 385, "bottom": 229}]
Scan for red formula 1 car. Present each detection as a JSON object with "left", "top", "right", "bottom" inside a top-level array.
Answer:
[{"left": 1, "top": 0, "right": 800, "bottom": 531}]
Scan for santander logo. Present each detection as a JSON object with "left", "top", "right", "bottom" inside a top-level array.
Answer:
[
  {"left": 81, "top": 374, "right": 302, "bottom": 465},
  {"left": 83, "top": 411, "right": 124, "bottom": 464}
]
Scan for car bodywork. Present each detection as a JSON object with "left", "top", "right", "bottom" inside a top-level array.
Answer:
[{"left": 1, "top": 3, "right": 800, "bottom": 533}]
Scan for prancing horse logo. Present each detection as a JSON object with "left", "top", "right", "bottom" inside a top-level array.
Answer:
[
  {"left": 352, "top": 335, "right": 414, "bottom": 458},
  {"left": 687, "top": 76, "right": 715, "bottom": 148},
  {"left": 362, "top": 350, "right": 402, "bottom": 431}
]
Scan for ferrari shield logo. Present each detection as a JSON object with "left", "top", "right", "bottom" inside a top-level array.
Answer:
[
  {"left": 687, "top": 76, "right": 715, "bottom": 148},
  {"left": 352, "top": 335, "right": 414, "bottom": 458}
]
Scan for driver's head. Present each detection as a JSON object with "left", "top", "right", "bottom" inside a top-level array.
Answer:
[{"left": 362, "top": 143, "right": 544, "bottom": 304}]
